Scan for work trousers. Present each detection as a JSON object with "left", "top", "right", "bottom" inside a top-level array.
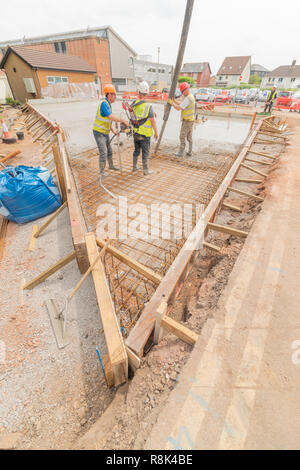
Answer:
[
  {"left": 133, "top": 134, "right": 151, "bottom": 168},
  {"left": 180, "top": 120, "right": 194, "bottom": 149},
  {"left": 93, "top": 130, "right": 113, "bottom": 173},
  {"left": 264, "top": 101, "right": 274, "bottom": 114}
]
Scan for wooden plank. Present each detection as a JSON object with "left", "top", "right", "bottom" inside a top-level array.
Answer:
[
  {"left": 58, "top": 136, "right": 71, "bottom": 193},
  {"left": 222, "top": 202, "right": 242, "bottom": 212},
  {"left": 28, "top": 225, "right": 38, "bottom": 251},
  {"left": 161, "top": 316, "right": 199, "bottom": 346},
  {"left": 254, "top": 139, "right": 284, "bottom": 145},
  {"left": 52, "top": 145, "right": 67, "bottom": 202},
  {"left": 258, "top": 131, "right": 286, "bottom": 140},
  {"left": 126, "top": 120, "right": 264, "bottom": 357},
  {"left": 228, "top": 186, "right": 264, "bottom": 202},
  {"left": 0, "top": 150, "right": 21, "bottom": 164},
  {"left": 24, "top": 251, "right": 76, "bottom": 290},
  {"left": 34, "top": 202, "right": 68, "bottom": 239},
  {"left": 31, "top": 122, "right": 45, "bottom": 138},
  {"left": 64, "top": 154, "right": 89, "bottom": 274},
  {"left": 126, "top": 346, "right": 141, "bottom": 372},
  {"left": 85, "top": 232, "right": 128, "bottom": 387},
  {"left": 42, "top": 130, "right": 58, "bottom": 147},
  {"left": 33, "top": 125, "right": 51, "bottom": 143},
  {"left": 0, "top": 218, "right": 8, "bottom": 262},
  {"left": 207, "top": 222, "right": 248, "bottom": 238},
  {"left": 247, "top": 150, "right": 277, "bottom": 160},
  {"left": 241, "top": 163, "right": 267, "bottom": 178},
  {"left": 42, "top": 137, "right": 58, "bottom": 155},
  {"left": 245, "top": 157, "right": 272, "bottom": 166},
  {"left": 96, "top": 238, "right": 163, "bottom": 285},
  {"left": 203, "top": 241, "right": 221, "bottom": 252},
  {"left": 154, "top": 301, "right": 168, "bottom": 344},
  {"left": 27, "top": 117, "right": 41, "bottom": 130},
  {"left": 235, "top": 178, "right": 264, "bottom": 184}
]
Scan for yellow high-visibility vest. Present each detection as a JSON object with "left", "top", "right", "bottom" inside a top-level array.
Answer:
[
  {"left": 93, "top": 99, "right": 112, "bottom": 134},
  {"left": 132, "top": 100, "right": 153, "bottom": 138},
  {"left": 181, "top": 93, "right": 196, "bottom": 122},
  {"left": 268, "top": 90, "right": 277, "bottom": 103}
]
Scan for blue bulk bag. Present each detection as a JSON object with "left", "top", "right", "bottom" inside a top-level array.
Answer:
[{"left": 0, "top": 165, "right": 62, "bottom": 224}]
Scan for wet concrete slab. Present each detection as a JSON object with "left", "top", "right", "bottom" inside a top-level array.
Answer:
[{"left": 34, "top": 100, "right": 251, "bottom": 156}]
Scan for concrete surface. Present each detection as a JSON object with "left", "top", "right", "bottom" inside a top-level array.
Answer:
[
  {"left": 34, "top": 100, "right": 251, "bottom": 155},
  {"left": 145, "top": 118, "right": 300, "bottom": 450}
]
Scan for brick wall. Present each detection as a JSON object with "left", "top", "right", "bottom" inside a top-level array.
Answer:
[{"left": 37, "top": 69, "right": 95, "bottom": 88}]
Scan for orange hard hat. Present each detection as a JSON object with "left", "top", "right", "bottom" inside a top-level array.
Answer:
[
  {"left": 180, "top": 82, "right": 190, "bottom": 93},
  {"left": 104, "top": 84, "right": 117, "bottom": 95}
]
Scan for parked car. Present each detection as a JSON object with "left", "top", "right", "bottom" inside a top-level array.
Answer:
[
  {"left": 248, "top": 88, "right": 259, "bottom": 101},
  {"left": 215, "top": 90, "right": 232, "bottom": 103},
  {"left": 275, "top": 91, "right": 293, "bottom": 108},
  {"left": 234, "top": 90, "right": 250, "bottom": 104},
  {"left": 195, "top": 88, "right": 215, "bottom": 102},
  {"left": 257, "top": 91, "right": 268, "bottom": 102}
]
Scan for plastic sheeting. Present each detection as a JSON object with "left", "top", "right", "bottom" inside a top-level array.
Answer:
[
  {"left": 41, "top": 82, "right": 100, "bottom": 100},
  {"left": 0, "top": 166, "right": 62, "bottom": 224}
]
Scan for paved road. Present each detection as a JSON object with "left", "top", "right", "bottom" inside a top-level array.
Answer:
[{"left": 145, "top": 116, "right": 300, "bottom": 450}]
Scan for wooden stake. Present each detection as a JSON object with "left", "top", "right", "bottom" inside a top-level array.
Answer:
[
  {"left": 203, "top": 241, "right": 221, "bottom": 252},
  {"left": 154, "top": 301, "right": 168, "bottom": 344},
  {"left": 245, "top": 157, "right": 272, "bottom": 166},
  {"left": 28, "top": 225, "right": 38, "bottom": 251},
  {"left": 33, "top": 202, "right": 68, "bottom": 241},
  {"left": 241, "top": 163, "right": 267, "bottom": 178},
  {"left": 0, "top": 218, "right": 8, "bottom": 262},
  {"left": 23, "top": 251, "right": 76, "bottom": 290},
  {"left": 161, "top": 315, "right": 199, "bottom": 345},
  {"left": 247, "top": 150, "right": 277, "bottom": 160},
  {"left": 235, "top": 178, "right": 264, "bottom": 184},
  {"left": 33, "top": 126, "right": 51, "bottom": 143},
  {"left": 96, "top": 238, "right": 163, "bottom": 285},
  {"left": 228, "top": 186, "right": 264, "bottom": 202},
  {"left": 222, "top": 202, "right": 243, "bottom": 212},
  {"left": 207, "top": 222, "right": 248, "bottom": 238}
]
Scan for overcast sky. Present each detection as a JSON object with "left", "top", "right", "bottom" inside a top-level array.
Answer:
[{"left": 1, "top": 0, "right": 299, "bottom": 74}]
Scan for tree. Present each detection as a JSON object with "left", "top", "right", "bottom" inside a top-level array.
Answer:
[
  {"left": 178, "top": 76, "right": 195, "bottom": 87},
  {"left": 249, "top": 73, "right": 262, "bottom": 86}
]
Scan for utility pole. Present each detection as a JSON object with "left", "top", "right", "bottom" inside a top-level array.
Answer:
[
  {"left": 157, "top": 47, "right": 160, "bottom": 90},
  {"left": 155, "top": 0, "right": 195, "bottom": 153}
]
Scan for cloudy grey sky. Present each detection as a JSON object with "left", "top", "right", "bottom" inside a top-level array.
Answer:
[{"left": 1, "top": 0, "right": 299, "bottom": 73}]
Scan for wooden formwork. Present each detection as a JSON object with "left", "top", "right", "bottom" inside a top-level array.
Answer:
[{"left": 22, "top": 104, "right": 288, "bottom": 385}]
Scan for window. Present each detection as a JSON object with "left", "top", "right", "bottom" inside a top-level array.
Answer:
[
  {"left": 47, "top": 76, "right": 69, "bottom": 85},
  {"left": 278, "top": 78, "right": 283, "bottom": 82},
  {"left": 272, "top": 78, "right": 275, "bottom": 82},
  {"left": 268, "top": 78, "right": 271, "bottom": 82},
  {"left": 54, "top": 42, "right": 68, "bottom": 54},
  {"left": 291, "top": 78, "right": 296, "bottom": 82},
  {"left": 219, "top": 76, "right": 223, "bottom": 80}
]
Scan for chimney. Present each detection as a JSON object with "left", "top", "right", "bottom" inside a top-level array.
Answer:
[{"left": 292, "top": 60, "right": 296, "bottom": 67}]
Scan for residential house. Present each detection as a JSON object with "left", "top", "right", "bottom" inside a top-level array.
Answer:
[
  {"left": 261, "top": 61, "right": 300, "bottom": 89},
  {"left": 0, "top": 26, "right": 137, "bottom": 93},
  {"left": 180, "top": 62, "right": 211, "bottom": 87},
  {"left": 251, "top": 64, "right": 269, "bottom": 79},
  {"left": 0, "top": 46, "right": 96, "bottom": 102},
  {"left": 216, "top": 56, "right": 251, "bottom": 87}
]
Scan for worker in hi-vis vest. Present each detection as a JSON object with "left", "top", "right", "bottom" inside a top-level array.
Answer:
[
  {"left": 131, "top": 81, "right": 158, "bottom": 176},
  {"left": 168, "top": 82, "right": 196, "bottom": 157},
  {"left": 264, "top": 86, "right": 277, "bottom": 114},
  {"left": 93, "top": 84, "right": 129, "bottom": 179}
]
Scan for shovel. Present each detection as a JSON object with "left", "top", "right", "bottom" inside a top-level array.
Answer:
[{"left": 46, "top": 239, "right": 111, "bottom": 349}]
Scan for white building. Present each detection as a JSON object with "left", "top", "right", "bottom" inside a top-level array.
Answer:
[
  {"left": 133, "top": 55, "right": 173, "bottom": 90},
  {"left": 261, "top": 62, "right": 300, "bottom": 90},
  {"left": 0, "top": 71, "right": 13, "bottom": 103},
  {"left": 216, "top": 56, "right": 251, "bottom": 87}
]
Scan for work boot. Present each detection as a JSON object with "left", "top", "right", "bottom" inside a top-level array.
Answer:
[
  {"left": 186, "top": 143, "right": 193, "bottom": 157},
  {"left": 133, "top": 155, "right": 140, "bottom": 172},
  {"left": 144, "top": 168, "right": 154, "bottom": 176},
  {"left": 108, "top": 157, "right": 119, "bottom": 171},
  {"left": 176, "top": 146, "right": 185, "bottom": 157}
]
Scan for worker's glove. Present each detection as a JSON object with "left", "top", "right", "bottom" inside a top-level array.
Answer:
[{"left": 168, "top": 99, "right": 174, "bottom": 106}]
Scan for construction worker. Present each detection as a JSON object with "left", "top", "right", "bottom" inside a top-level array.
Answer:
[
  {"left": 264, "top": 86, "right": 277, "bottom": 114},
  {"left": 131, "top": 81, "right": 159, "bottom": 176},
  {"left": 93, "top": 84, "right": 129, "bottom": 179},
  {"left": 168, "top": 82, "right": 196, "bottom": 157}
]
